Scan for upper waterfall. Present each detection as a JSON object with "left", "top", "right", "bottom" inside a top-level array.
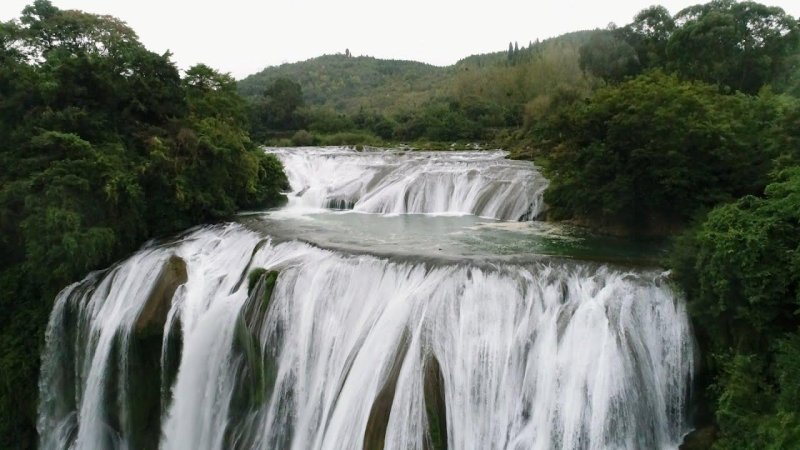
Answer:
[{"left": 266, "top": 147, "right": 548, "bottom": 220}]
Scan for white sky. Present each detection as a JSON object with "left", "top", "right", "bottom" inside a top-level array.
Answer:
[{"left": 2, "top": 0, "right": 799, "bottom": 79}]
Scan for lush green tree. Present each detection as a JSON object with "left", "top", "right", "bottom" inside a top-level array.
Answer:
[
  {"left": 670, "top": 167, "right": 800, "bottom": 448},
  {"left": 303, "top": 107, "right": 355, "bottom": 133},
  {"left": 184, "top": 64, "right": 247, "bottom": 125},
  {"left": 0, "top": 3, "right": 287, "bottom": 447},
  {"left": 542, "top": 71, "right": 776, "bottom": 233},
  {"left": 579, "top": 29, "right": 641, "bottom": 82},
  {"left": 666, "top": 0, "right": 800, "bottom": 93},
  {"left": 620, "top": 5, "right": 675, "bottom": 69},
  {"left": 353, "top": 109, "right": 396, "bottom": 139},
  {"left": 392, "top": 100, "right": 483, "bottom": 142},
  {"left": 252, "top": 77, "right": 305, "bottom": 132}
]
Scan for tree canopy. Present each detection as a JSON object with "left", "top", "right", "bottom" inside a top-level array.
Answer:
[
  {"left": 670, "top": 167, "right": 800, "bottom": 448},
  {"left": 0, "top": 2, "right": 286, "bottom": 447},
  {"left": 541, "top": 71, "right": 777, "bottom": 233},
  {"left": 579, "top": 0, "right": 800, "bottom": 94}
]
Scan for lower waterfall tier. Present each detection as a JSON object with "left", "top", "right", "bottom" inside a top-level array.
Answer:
[{"left": 38, "top": 224, "right": 693, "bottom": 450}]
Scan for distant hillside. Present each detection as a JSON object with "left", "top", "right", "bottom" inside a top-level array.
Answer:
[
  {"left": 238, "top": 30, "right": 597, "bottom": 114},
  {"left": 238, "top": 54, "right": 451, "bottom": 113},
  {"left": 453, "top": 30, "right": 598, "bottom": 69}
]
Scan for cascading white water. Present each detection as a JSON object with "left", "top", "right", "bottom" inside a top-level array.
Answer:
[
  {"left": 267, "top": 147, "right": 548, "bottom": 220},
  {"left": 38, "top": 225, "right": 693, "bottom": 450},
  {"left": 38, "top": 149, "right": 695, "bottom": 450}
]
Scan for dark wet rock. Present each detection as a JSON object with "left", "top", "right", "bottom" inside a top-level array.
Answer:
[
  {"left": 134, "top": 255, "right": 187, "bottom": 335},
  {"left": 680, "top": 426, "right": 718, "bottom": 450},
  {"left": 423, "top": 355, "right": 447, "bottom": 450},
  {"left": 128, "top": 255, "right": 187, "bottom": 449},
  {"left": 363, "top": 331, "right": 410, "bottom": 450}
]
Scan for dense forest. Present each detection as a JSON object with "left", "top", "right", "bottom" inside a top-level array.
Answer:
[
  {"left": 2, "top": 0, "right": 800, "bottom": 448},
  {"left": 0, "top": 1, "right": 287, "bottom": 447},
  {"left": 238, "top": 54, "right": 449, "bottom": 113},
  {"left": 239, "top": 31, "right": 597, "bottom": 146}
]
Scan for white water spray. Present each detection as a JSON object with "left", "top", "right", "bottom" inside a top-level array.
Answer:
[
  {"left": 39, "top": 225, "right": 693, "bottom": 450},
  {"left": 38, "top": 149, "right": 694, "bottom": 450},
  {"left": 267, "top": 147, "right": 548, "bottom": 220}
]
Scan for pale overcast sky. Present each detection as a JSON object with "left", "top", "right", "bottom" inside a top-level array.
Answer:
[{"left": 2, "top": 0, "right": 799, "bottom": 79}]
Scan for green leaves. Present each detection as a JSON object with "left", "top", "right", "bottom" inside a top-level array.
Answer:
[
  {"left": 668, "top": 1, "right": 800, "bottom": 94},
  {"left": 542, "top": 71, "right": 775, "bottom": 233},
  {"left": 581, "top": 0, "right": 800, "bottom": 94},
  {"left": 251, "top": 77, "right": 305, "bottom": 134},
  {"left": 0, "top": 3, "right": 288, "bottom": 446},
  {"left": 670, "top": 168, "right": 800, "bottom": 448}
]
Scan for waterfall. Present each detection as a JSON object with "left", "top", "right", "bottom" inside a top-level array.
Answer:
[
  {"left": 267, "top": 147, "right": 548, "bottom": 220},
  {"left": 38, "top": 148, "right": 694, "bottom": 449},
  {"left": 38, "top": 224, "right": 694, "bottom": 450}
]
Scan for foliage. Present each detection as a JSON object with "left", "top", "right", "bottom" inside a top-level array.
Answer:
[
  {"left": 0, "top": 2, "right": 287, "bottom": 447},
  {"left": 242, "top": 32, "right": 596, "bottom": 145},
  {"left": 541, "top": 71, "right": 776, "bottom": 233},
  {"left": 257, "top": 78, "right": 304, "bottom": 128},
  {"left": 622, "top": 6, "right": 675, "bottom": 69},
  {"left": 670, "top": 168, "right": 800, "bottom": 448},
  {"left": 315, "top": 130, "right": 381, "bottom": 146},
  {"left": 238, "top": 54, "right": 447, "bottom": 114},
  {"left": 667, "top": 0, "right": 800, "bottom": 94},
  {"left": 302, "top": 107, "right": 355, "bottom": 133},
  {"left": 672, "top": 167, "right": 800, "bottom": 352},
  {"left": 581, "top": 0, "right": 800, "bottom": 94},
  {"left": 290, "top": 129, "right": 314, "bottom": 146},
  {"left": 579, "top": 28, "right": 640, "bottom": 82}
]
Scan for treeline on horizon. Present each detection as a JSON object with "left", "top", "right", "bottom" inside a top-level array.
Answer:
[{"left": 238, "top": 31, "right": 594, "bottom": 147}]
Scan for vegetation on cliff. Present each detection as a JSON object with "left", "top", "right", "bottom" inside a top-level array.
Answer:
[{"left": 0, "top": 1, "right": 287, "bottom": 447}]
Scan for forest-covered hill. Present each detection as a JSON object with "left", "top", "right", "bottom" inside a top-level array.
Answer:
[
  {"left": 238, "top": 54, "right": 449, "bottom": 113},
  {"left": 237, "top": 30, "right": 596, "bottom": 115}
]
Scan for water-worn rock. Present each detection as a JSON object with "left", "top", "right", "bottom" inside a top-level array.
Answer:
[
  {"left": 134, "top": 255, "right": 187, "bottom": 334},
  {"left": 128, "top": 255, "right": 187, "bottom": 449},
  {"left": 363, "top": 331, "right": 410, "bottom": 450},
  {"left": 680, "top": 426, "right": 718, "bottom": 450},
  {"left": 423, "top": 356, "right": 448, "bottom": 450}
]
